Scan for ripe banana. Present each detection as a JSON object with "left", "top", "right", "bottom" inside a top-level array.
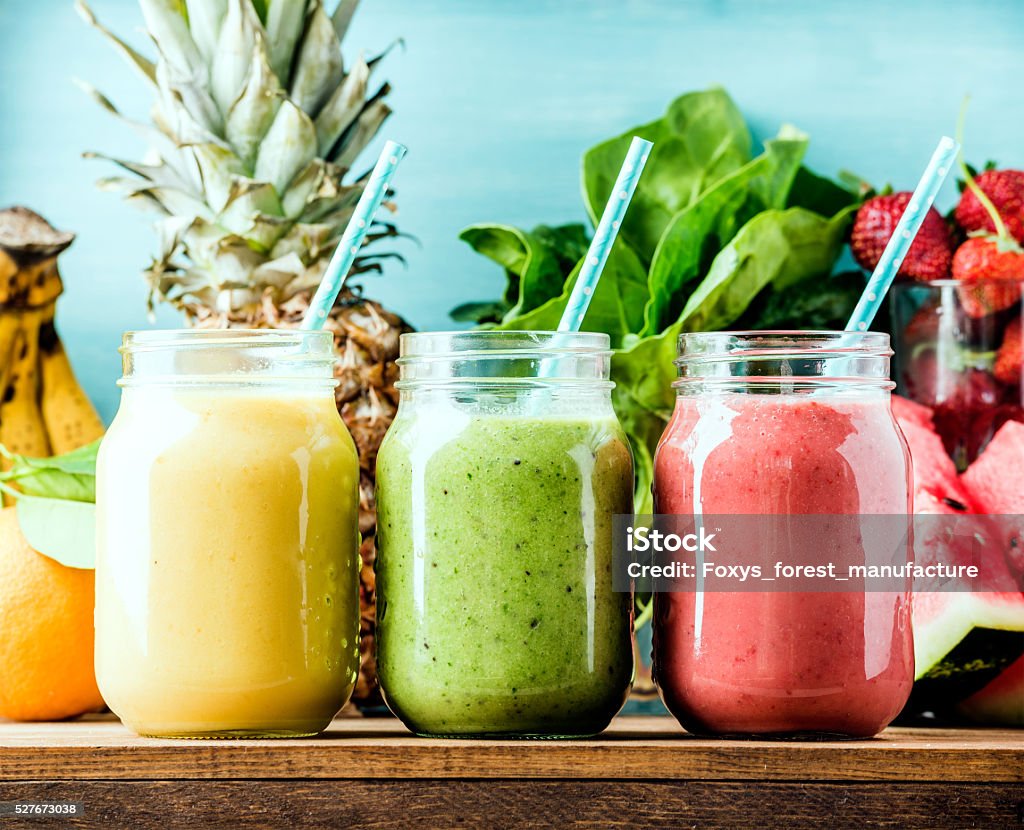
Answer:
[
  {"left": 0, "top": 209, "right": 103, "bottom": 501},
  {"left": 39, "top": 313, "right": 104, "bottom": 455},
  {"left": 0, "top": 308, "right": 51, "bottom": 504},
  {"left": 0, "top": 311, "right": 21, "bottom": 401}
]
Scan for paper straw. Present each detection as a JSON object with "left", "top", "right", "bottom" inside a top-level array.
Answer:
[
  {"left": 845, "top": 136, "right": 959, "bottom": 332},
  {"left": 557, "top": 136, "right": 653, "bottom": 332},
  {"left": 301, "top": 140, "right": 408, "bottom": 330}
]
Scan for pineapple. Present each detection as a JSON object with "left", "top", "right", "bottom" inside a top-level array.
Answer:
[{"left": 78, "top": 0, "right": 409, "bottom": 707}]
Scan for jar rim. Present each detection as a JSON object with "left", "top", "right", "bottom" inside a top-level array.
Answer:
[
  {"left": 118, "top": 328, "right": 337, "bottom": 387},
  {"left": 395, "top": 331, "right": 613, "bottom": 389},
  {"left": 399, "top": 330, "right": 611, "bottom": 359},
  {"left": 121, "top": 328, "right": 334, "bottom": 354},
  {"left": 674, "top": 330, "right": 893, "bottom": 391},
  {"left": 677, "top": 330, "right": 892, "bottom": 362}
]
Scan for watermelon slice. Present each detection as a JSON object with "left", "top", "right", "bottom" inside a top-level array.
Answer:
[
  {"left": 956, "top": 654, "right": 1024, "bottom": 726},
  {"left": 962, "top": 420, "right": 1024, "bottom": 583},
  {"left": 891, "top": 397, "right": 1024, "bottom": 723},
  {"left": 891, "top": 394, "right": 935, "bottom": 430}
]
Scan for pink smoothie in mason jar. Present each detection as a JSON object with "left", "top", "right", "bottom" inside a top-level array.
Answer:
[{"left": 652, "top": 332, "right": 914, "bottom": 738}]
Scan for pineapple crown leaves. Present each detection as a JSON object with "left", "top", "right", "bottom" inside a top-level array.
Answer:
[{"left": 76, "top": 0, "right": 401, "bottom": 318}]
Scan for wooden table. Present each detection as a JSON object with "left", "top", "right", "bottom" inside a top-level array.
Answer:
[{"left": 0, "top": 715, "right": 1021, "bottom": 828}]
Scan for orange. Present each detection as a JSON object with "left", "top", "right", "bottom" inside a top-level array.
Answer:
[{"left": 0, "top": 506, "right": 104, "bottom": 721}]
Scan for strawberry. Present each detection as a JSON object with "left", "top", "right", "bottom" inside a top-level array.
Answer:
[
  {"left": 902, "top": 302, "right": 939, "bottom": 346},
  {"left": 994, "top": 319, "right": 1022, "bottom": 386},
  {"left": 952, "top": 236, "right": 1024, "bottom": 318},
  {"left": 851, "top": 192, "right": 953, "bottom": 280},
  {"left": 954, "top": 169, "right": 1024, "bottom": 243}
]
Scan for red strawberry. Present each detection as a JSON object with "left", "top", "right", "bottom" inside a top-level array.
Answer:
[
  {"left": 952, "top": 236, "right": 1024, "bottom": 318},
  {"left": 851, "top": 192, "right": 953, "bottom": 281},
  {"left": 954, "top": 169, "right": 1024, "bottom": 243},
  {"left": 995, "top": 319, "right": 1022, "bottom": 386},
  {"left": 903, "top": 302, "right": 939, "bottom": 345}
]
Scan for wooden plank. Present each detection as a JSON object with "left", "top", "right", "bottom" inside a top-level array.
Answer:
[
  {"left": 0, "top": 717, "right": 1020, "bottom": 783},
  {"left": 0, "top": 780, "right": 1021, "bottom": 829}
]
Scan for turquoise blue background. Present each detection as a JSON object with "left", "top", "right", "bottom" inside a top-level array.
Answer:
[{"left": 2, "top": 0, "right": 1023, "bottom": 421}]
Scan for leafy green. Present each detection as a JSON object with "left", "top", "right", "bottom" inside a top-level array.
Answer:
[
  {"left": 0, "top": 439, "right": 99, "bottom": 503},
  {"left": 459, "top": 223, "right": 589, "bottom": 323},
  {"left": 675, "top": 206, "right": 854, "bottom": 332},
  {"left": 786, "top": 166, "right": 863, "bottom": 216},
  {"left": 739, "top": 270, "right": 867, "bottom": 331},
  {"left": 0, "top": 439, "right": 100, "bottom": 569},
  {"left": 641, "top": 128, "right": 808, "bottom": 336},
  {"left": 582, "top": 87, "right": 752, "bottom": 263},
  {"left": 496, "top": 239, "right": 649, "bottom": 348},
  {"left": 16, "top": 497, "right": 96, "bottom": 570}
]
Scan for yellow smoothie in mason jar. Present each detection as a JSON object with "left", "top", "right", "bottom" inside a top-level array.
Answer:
[{"left": 95, "top": 331, "right": 360, "bottom": 738}]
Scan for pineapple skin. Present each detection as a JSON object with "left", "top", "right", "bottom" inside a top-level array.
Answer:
[{"left": 193, "top": 289, "right": 410, "bottom": 708}]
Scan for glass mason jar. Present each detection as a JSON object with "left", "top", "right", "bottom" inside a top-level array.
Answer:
[
  {"left": 375, "top": 331, "right": 635, "bottom": 737},
  {"left": 652, "top": 332, "right": 914, "bottom": 738},
  {"left": 891, "top": 279, "right": 1023, "bottom": 470},
  {"left": 95, "top": 330, "right": 361, "bottom": 738}
]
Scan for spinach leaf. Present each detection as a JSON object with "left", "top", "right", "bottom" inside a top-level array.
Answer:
[
  {"left": 496, "top": 239, "right": 649, "bottom": 348},
  {"left": 612, "top": 383, "right": 669, "bottom": 515},
  {"left": 16, "top": 497, "right": 96, "bottom": 569},
  {"left": 0, "top": 439, "right": 99, "bottom": 503},
  {"left": 739, "top": 270, "right": 867, "bottom": 331},
  {"left": 459, "top": 223, "right": 589, "bottom": 321},
  {"left": 613, "top": 207, "right": 856, "bottom": 416},
  {"left": 676, "top": 206, "right": 855, "bottom": 333},
  {"left": 641, "top": 129, "right": 808, "bottom": 336},
  {"left": 582, "top": 88, "right": 751, "bottom": 265},
  {"left": 786, "top": 166, "right": 862, "bottom": 216},
  {"left": 449, "top": 300, "right": 509, "bottom": 325}
]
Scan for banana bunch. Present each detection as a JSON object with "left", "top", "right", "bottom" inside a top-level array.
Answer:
[{"left": 0, "top": 208, "right": 104, "bottom": 501}]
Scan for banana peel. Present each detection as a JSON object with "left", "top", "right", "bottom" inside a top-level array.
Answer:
[{"left": 0, "top": 208, "right": 103, "bottom": 504}]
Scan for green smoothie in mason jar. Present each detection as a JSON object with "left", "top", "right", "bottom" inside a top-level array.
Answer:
[{"left": 375, "top": 332, "right": 634, "bottom": 737}]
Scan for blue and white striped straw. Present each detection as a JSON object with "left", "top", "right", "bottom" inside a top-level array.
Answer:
[
  {"left": 845, "top": 136, "right": 959, "bottom": 332},
  {"left": 301, "top": 140, "right": 408, "bottom": 330},
  {"left": 557, "top": 136, "right": 653, "bottom": 332}
]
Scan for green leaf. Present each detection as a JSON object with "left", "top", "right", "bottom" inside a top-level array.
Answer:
[
  {"left": 266, "top": 0, "right": 308, "bottom": 81},
  {"left": 738, "top": 270, "right": 867, "bottom": 331},
  {"left": 75, "top": 0, "right": 158, "bottom": 85},
  {"left": 184, "top": 0, "right": 228, "bottom": 62},
  {"left": 676, "top": 206, "right": 855, "bottom": 333},
  {"left": 450, "top": 300, "right": 508, "bottom": 324},
  {"left": 459, "top": 223, "right": 588, "bottom": 319},
  {"left": 612, "top": 207, "right": 855, "bottom": 416},
  {"left": 786, "top": 166, "right": 863, "bottom": 216},
  {"left": 495, "top": 239, "right": 649, "bottom": 348},
  {"left": 139, "top": 0, "right": 202, "bottom": 79},
  {"left": 641, "top": 130, "right": 808, "bottom": 336},
  {"left": 254, "top": 99, "right": 318, "bottom": 194},
  {"left": 0, "top": 440, "right": 100, "bottom": 503},
  {"left": 289, "top": 0, "right": 345, "bottom": 118},
  {"left": 611, "top": 383, "right": 668, "bottom": 514},
  {"left": 16, "top": 498, "right": 96, "bottom": 570},
  {"left": 582, "top": 88, "right": 752, "bottom": 264}
]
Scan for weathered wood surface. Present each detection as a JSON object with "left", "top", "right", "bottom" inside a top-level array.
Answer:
[{"left": 1, "top": 716, "right": 1021, "bottom": 828}]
